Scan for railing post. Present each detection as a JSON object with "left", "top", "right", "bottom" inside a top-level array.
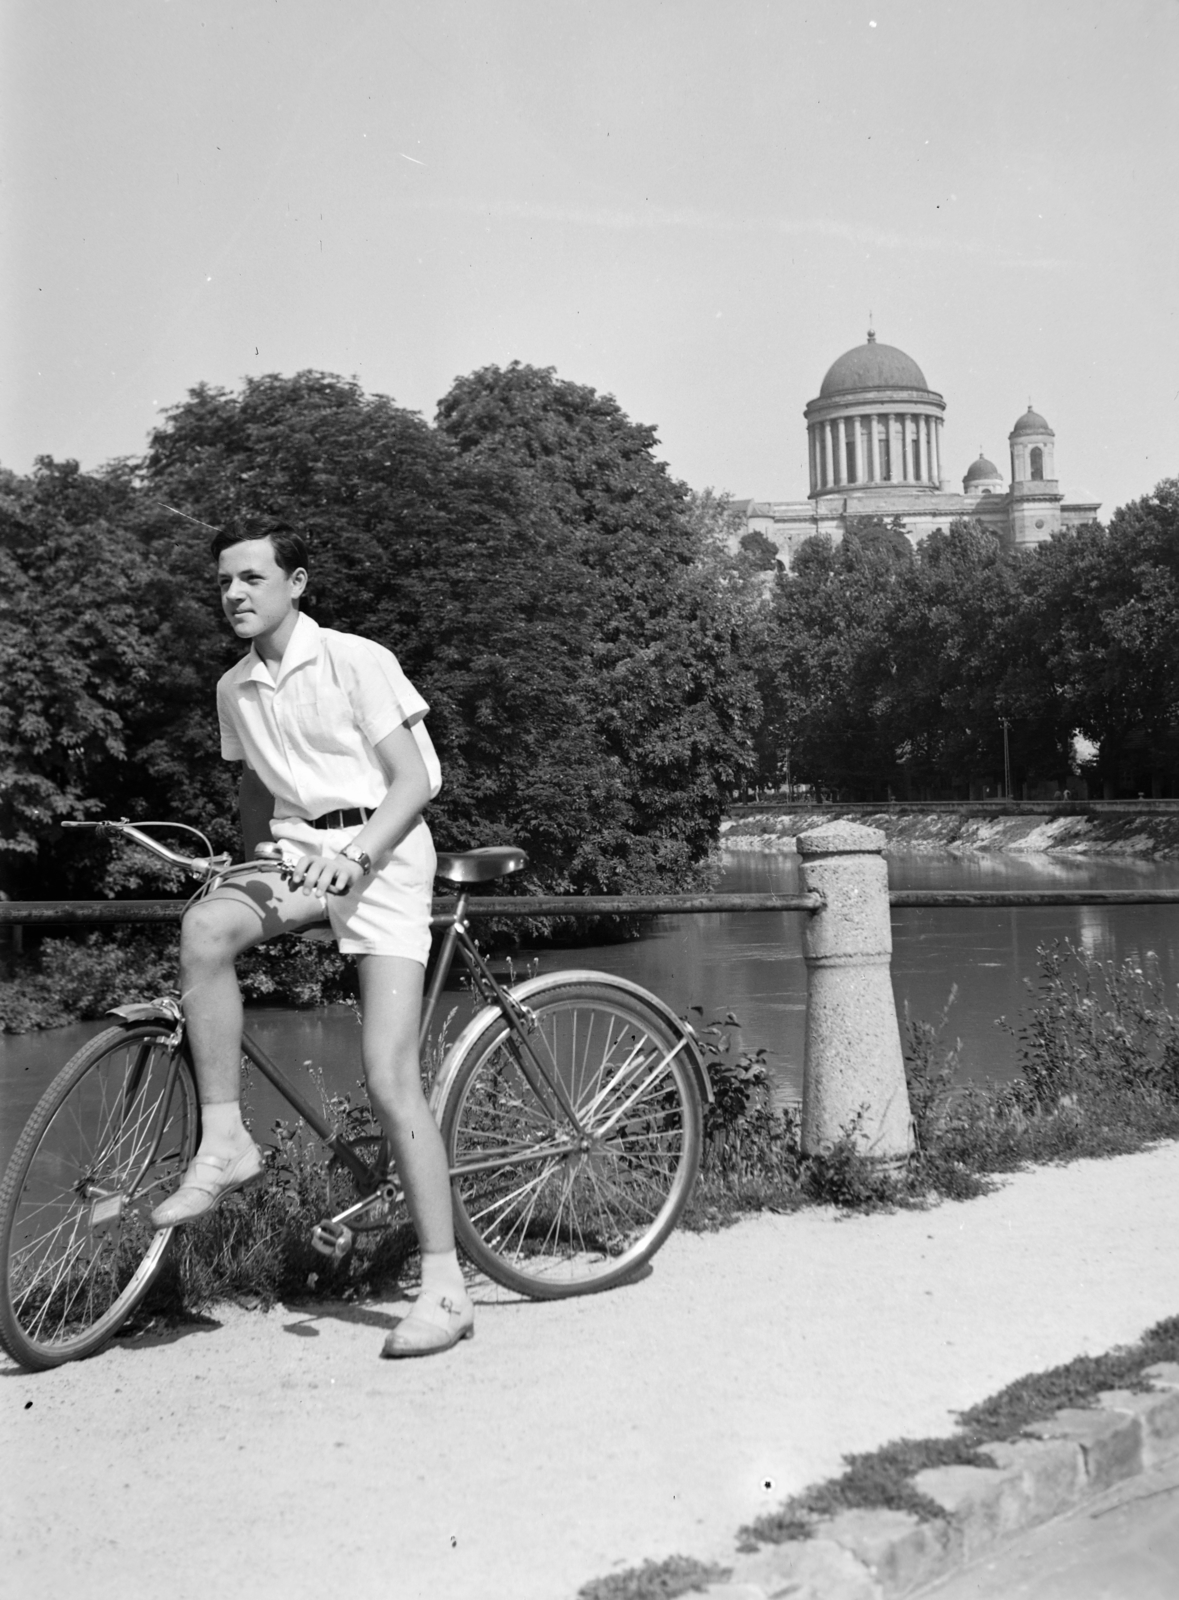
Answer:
[{"left": 797, "top": 821, "right": 913, "bottom": 1159}]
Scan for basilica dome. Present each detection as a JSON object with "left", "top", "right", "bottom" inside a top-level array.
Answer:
[
  {"left": 819, "top": 333, "right": 931, "bottom": 398},
  {"left": 964, "top": 454, "right": 1002, "bottom": 485},
  {"left": 1011, "top": 405, "right": 1053, "bottom": 437},
  {"left": 805, "top": 330, "right": 946, "bottom": 500},
  {"left": 963, "top": 453, "right": 1005, "bottom": 495}
]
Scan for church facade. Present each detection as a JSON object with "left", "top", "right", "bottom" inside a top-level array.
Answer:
[{"left": 739, "top": 331, "right": 1100, "bottom": 567}]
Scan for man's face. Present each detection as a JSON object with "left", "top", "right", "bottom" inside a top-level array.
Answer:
[{"left": 217, "top": 537, "right": 307, "bottom": 642}]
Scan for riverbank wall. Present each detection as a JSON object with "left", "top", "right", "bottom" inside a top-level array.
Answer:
[{"left": 721, "top": 807, "right": 1179, "bottom": 857}]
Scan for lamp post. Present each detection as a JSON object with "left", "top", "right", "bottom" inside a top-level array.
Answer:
[{"left": 1000, "top": 716, "right": 1012, "bottom": 800}]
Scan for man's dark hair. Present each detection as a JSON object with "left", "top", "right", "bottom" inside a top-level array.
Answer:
[{"left": 210, "top": 521, "right": 309, "bottom": 576}]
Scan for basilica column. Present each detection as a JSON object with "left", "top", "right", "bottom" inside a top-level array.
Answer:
[
  {"left": 933, "top": 419, "right": 942, "bottom": 485},
  {"left": 901, "top": 415, "right": 911, "bottom": 481},
  {"left": 823, "top": 422, "right": 834, "bottom": 489},
  {"left": 869, "top": 414, "right": 880, "bottom": 482},
  {"left": 913, "top": 418, "right": 924, "bottom": 483},
  {"left": 852, "top": 416, "right": 864, "bottom": 484},
  {"left": 808, "top": 428, "right": 817, "bottom": 493},
  {"left": 835, "top": 418, "right": 846, "bottom": 486}
]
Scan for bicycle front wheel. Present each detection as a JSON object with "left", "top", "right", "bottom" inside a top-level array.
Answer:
[
  {"left": 437, "top": 980, "right": 702, "bottom": 1298},
  {"left": 0, "top": 1022, "right": 199, "bottom": 1370}
]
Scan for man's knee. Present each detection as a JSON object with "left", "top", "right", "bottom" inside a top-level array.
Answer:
[
  {"left": 364, "top": 1051, "right": 426, "bottom": 1115},
  {"left": 180, "top": 899, "right": 254, "bottom": 969}
]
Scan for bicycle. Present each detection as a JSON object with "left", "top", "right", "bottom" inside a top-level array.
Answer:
[{"left": 0, "top": 819, "right": 709, "bottom": 1371}]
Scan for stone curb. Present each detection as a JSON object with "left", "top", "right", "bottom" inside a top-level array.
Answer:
[{"left": 691, "top": 1362, "right": 1179, "bottom": 1600}]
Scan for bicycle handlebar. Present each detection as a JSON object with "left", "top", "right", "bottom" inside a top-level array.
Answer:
[
  {"left": 62, "top": 819, "right": 234, "bottom": 880},
  {"left": 64, "top": 820, "right": 351, "bottom": 897}
]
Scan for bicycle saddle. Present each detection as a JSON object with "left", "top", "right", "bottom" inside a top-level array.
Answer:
[{"left": 434, "top": 846, "right": 528, "bottom": 885}]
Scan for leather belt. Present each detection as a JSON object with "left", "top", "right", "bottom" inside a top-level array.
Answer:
[{"left": 309, "top": 807, "right": 370, "bottom": 830}]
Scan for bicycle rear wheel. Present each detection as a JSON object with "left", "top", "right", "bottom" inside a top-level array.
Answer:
[
  {"left": 437, "top": 980, "right": 702, "bottom": 1298},
  {"left": 0, "top": 1022, "right": 199, "bottom": 1370}
]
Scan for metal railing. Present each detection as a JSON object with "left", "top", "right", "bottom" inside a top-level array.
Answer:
[
  {"left": 4, "top": 887, "right": 1179, "bottom": 926},
  {"left": 729, "top": 798, "right": 1179, "bottom": 816}
]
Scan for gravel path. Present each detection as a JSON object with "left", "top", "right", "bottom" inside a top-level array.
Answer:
[{"left": 4, "top": 1143, "right": 1177, "bottom": 1600}]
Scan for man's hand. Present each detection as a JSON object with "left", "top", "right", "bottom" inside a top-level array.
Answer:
[{"left": 287, "top": 853, "right": 367, "bottom": 898}]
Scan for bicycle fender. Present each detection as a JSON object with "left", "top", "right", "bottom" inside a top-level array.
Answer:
[
  {"left": 430, "top": 970, "right": 712, "bottom": 1117},
  {"left": 107, "top": 996, "right": 184, "bottom": 1028}
]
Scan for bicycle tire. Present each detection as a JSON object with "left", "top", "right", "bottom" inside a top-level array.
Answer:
[
  {"left": 0, "top": 1022, "right": 199, "bottom": 1370},
  {"left": 437, "top": 979, "right": 702, "bottom": 1298}
]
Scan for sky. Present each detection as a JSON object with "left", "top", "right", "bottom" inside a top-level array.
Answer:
[{"left": 2, "top": 0, "right": 1177, "bottom": 517}]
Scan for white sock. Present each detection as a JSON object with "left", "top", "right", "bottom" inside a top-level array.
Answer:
[
  {"left": 419, "top": 1249, "right": 467, "bottom": 1302},
  {"left": 198, "top": 1101, "right": 252, "bottom": 1155}
]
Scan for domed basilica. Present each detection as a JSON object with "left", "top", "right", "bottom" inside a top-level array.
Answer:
[{"left": 739, "top": 330, "right": 1100, "bottom": 566}]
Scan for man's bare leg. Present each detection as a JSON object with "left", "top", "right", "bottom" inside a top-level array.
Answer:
[
  {"left": 152, "top": 872, "right": 325, "bottom": 1227},
  {"left": 357, "top": 953, "right": 473, "bottom": 1357}
]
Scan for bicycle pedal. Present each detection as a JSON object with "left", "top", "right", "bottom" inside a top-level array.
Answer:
[{"left": 311, "top": 1220, "right": 354, "bottom": 1261}]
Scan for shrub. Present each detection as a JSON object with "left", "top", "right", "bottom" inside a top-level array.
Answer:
[{"left": 0, "top": 926, "right": 354, "bottom": 1032}]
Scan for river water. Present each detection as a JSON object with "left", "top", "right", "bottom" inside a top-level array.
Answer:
[{"left": 4, "top": 846, "right": 1179, "bottom": 1167}]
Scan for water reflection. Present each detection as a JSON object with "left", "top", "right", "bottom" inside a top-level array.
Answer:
[{"left": 5, "top": 846, "right": 1179, "bottom": 1166}]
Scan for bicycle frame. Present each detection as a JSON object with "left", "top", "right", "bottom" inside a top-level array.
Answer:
[{"left": 420, "top": 891, "right": 588, "bottom": 1132}]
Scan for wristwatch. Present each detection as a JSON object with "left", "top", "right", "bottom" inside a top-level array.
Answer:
[{"left": 339, "top": 845, "right": 372, "bottom": 877}]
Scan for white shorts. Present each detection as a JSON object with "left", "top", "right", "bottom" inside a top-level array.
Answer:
[{"left": 270, "top": 815, "right": 437, "bottom": 965}]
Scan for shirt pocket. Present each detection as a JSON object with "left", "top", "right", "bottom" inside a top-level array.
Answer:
[{"left": 286, "top": 681, "right": 359, "bottom": 757}]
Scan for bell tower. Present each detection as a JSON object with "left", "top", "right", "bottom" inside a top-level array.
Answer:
[{"left": 1007, "top": 405, "right": 1063, "bottom": 545}]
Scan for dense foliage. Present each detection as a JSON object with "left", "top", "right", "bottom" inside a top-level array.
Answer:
[
  {"left": 754, "top": 487, "right": 1179, "bottom": 799},
  {"left": 1, "top": 367, "right": 761, "bottom": 902}
]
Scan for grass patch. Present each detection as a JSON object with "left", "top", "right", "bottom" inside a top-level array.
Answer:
[
  {"left": 737, "top": 1313, "right": 1179, "bottom": 1550},
  {"left": 576, "top": 1555, "right": 732, "bottom": 1600},
  {"left": 959, "top": 1313, "right": 1179, "bottom": 1437}
]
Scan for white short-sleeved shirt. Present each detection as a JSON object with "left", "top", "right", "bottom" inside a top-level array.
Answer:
[{"left": 216, "top": 612, "right": 442, "bottom": 822}]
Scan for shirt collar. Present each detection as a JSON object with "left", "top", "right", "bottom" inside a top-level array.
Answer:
[{"left": 244, "top": 611, "right": 321, "bottom": 687}]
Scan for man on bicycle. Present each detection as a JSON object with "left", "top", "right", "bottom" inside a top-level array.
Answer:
[{"left": 151, "top": 521, "right": 473, "bottom": 1359}]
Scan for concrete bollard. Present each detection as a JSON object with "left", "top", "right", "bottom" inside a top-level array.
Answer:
[{"left": 797, "top": 821, "right": 913, "bottom": 1159}]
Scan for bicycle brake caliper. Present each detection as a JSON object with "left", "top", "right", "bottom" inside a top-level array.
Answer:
[{"left": 510, "top": 998, "right": 540, "bottom": 1035}]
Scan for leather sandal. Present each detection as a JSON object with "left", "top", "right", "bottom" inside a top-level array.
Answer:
[
  {"left": 380, "top": 1292, "right": 475, "bottom": 1359},
  {"left": 151, "top": 1144, "right": 265, "bottom": 1229}
]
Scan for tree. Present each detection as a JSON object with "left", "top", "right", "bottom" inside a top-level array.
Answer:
[
  {"left": 754, "top": 519, "right": 1074, "bottom": 799},
  {"left": 756, "top": 529, "right": 915, "bottom": 797},
  {"left": 0, "top": 459, "right": 213, "bottom": 897},
  {"left": 1021, "top": 481, "right": 1179, "bottom": 795},
  {"left": 140, "top": 365, "right": 758, "bottom": 897},
  {"left": 436, "top": 364, "right": 760, "bottom": 885}
]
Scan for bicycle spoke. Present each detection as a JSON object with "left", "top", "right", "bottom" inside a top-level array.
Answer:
[{"left": 1, "top": 1024, "right": 197, "bottom": 1368}]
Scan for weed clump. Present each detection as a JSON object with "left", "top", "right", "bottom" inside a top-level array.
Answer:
[{"left": 687, "top": 941, "right": 1179, "bottom": 1225}]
